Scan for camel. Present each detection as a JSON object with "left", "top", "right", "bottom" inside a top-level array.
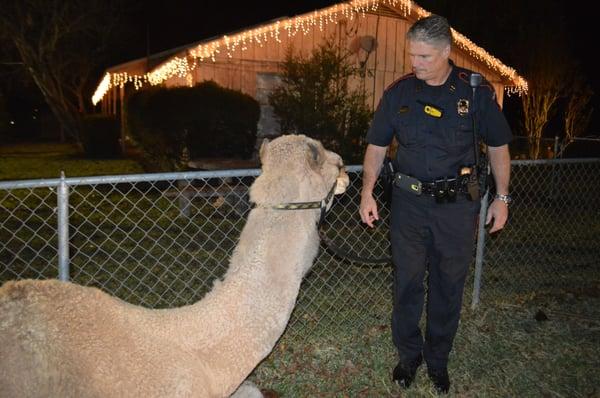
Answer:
[{"left": 0, "top": 134, "right": 349, "bottom": 398}]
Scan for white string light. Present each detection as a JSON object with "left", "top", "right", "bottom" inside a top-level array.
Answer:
[
  {"left": 92, "top": 0, "right": 527, "bottom": 105},
  {"left": 405, "top": 8, "right": 528, "bottom": 95},
  {"left": 451, "top": 29, "right": 528, "bottom": 95}
]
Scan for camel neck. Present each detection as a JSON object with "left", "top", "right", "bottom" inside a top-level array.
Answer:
[{"left": 176, "top": 209, "right": 320, "bottom": 394}]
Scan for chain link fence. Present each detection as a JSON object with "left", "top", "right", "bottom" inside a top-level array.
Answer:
[
  {"left": 479, "top": 159, "right": 600, "bottom": 306},
  {"left": 1, "top": 159, "right": 599, "bottom": 337}
]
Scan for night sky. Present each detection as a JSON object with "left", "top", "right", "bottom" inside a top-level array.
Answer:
[{"left": 138, "top": 1, "right": 340, "bottom": 58}]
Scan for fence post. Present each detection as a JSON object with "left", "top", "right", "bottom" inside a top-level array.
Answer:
[
  {"left": 550, "top": 136, "right": 560, "bottom": 200},
  {"left": 471, "top": 189, "right": 489, "bottom": 309},
  {"left": 57, "top": 171, "right": 70, "bottom": 281},
  {"left": 177, "top": 179, "right": 191, "bottom": 217}
]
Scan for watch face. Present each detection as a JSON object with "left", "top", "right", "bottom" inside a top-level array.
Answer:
[{"left": 496, "top": 194, "right": 512, "bottom": 204}]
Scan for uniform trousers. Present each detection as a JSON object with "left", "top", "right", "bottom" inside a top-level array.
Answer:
[{"left": 390, "top": 188, "right": 479, "bottom": 369}]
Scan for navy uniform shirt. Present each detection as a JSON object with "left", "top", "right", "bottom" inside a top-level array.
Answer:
[{"left": 367, "top": 61, "right": 512, "bottom": 182}]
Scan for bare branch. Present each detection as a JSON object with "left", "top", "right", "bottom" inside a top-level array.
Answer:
[
  {"left": 562, "top": 80, "right": 593, "bottom": 155},
  {"left": 0, "top": 0, "right": 135, "bottom": 141}
]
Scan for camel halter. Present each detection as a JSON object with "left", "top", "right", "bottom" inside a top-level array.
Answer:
[
  {"left": 265, "top": 180, "right": 392, "bottom": 265},
  {"left": 268, "top": 180, "right": 338, "bottom": 226},
  {"left": 251, "top": 164, "right": 392, "bottom": 265}
]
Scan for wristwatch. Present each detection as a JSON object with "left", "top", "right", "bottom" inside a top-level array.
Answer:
[{"left": 494, "top": 193, "right": 513, "bottom": 206}]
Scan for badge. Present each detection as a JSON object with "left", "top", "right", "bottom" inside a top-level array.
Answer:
[{"left": 457, "top": 99, "right": 469, "bottom": 116}]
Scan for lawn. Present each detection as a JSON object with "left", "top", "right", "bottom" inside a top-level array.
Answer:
[
  {"left": 250, "top": 295, "right": 600, "bottom": 397},
  {"left": 0, "top": 142, "right": 144, "bottom": 181}
]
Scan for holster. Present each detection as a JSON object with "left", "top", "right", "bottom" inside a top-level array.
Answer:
[
  {"left": 477, "top": 154, "right": 492, "bottom": 196},
  {"left": 380, "top": 157, "right": 396, "bottom": 205}
]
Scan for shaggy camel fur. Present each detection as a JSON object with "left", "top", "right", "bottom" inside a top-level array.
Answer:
[{"left": 0, "top": 135, "right": 349, "bottom": 398}]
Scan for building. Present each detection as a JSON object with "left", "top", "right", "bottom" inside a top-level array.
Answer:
[{"left": 93, "top": 0, "right": 527, "bottom": 147}]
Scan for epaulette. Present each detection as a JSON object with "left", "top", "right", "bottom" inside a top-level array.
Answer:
[
  {"left": 457, "top": 70, "right": 494, "bottom": 92},
  {"left": 480, "top": 81, "right": 494, "bottom": 92},
  {"left": 385, "top": 72, "right": 415, "bottom": 91}
]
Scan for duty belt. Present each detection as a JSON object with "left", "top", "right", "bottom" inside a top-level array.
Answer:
[
  {"left": 420, "top": 179, "right": 467, "bottom": 196},
  {"left": 393, "top": 172, "right": 473, "bottom": 202}
]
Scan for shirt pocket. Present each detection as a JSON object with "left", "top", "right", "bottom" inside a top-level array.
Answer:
[
  {"left": 450, "top": 118, "right": 474, "bottom": 153},
  {"left": 393, "top": 111, "right": 417, "bottom": 147}
]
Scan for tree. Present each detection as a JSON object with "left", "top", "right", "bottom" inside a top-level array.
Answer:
[
  {"left": 269, "top": 39, "right": 373, "bottom": 163},
  {"left": 520, "top": 50, "right": 569, "bottom": 159},
  {"left": 501, "top": 0, "right": 575, "bottom": 159},
  {"left": 0, "top": 0, "right": 137, "bottom": 142},
  {"left": 0, "top": 92, "right": 9, "bottom": 137},
  {"left": 561, "top": 76, "right": 593, "bottom": 156}
]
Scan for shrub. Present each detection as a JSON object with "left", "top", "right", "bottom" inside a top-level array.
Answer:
[
  {"left": 0, "top": 93, "right": 11, "bottom": 142},
  {"left": 80, "top": 114, "right": 121, "bottom": 158},
  {"left": 269, "top": 39, "right": 373, "bottom": 164},
  {"left": 126, "top": 81, "right": 260, "bottom": 171}
]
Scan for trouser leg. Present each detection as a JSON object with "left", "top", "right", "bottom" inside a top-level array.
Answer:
[
  {"left": 390, "top": 201, "right": 427, "bottom": 363},
  {"left": 423, "top": 207, "right": 478, "bottom": 369}
]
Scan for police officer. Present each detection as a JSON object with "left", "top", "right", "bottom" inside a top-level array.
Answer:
[{"left": 359, "top": 15, "right": 512, "bottom": 394}]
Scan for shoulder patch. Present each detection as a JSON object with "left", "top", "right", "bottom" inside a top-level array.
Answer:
[
  {"left": 385, "top": 72, "right": 415, "bottom": 91},
  {"left": 458, "top": 71, "right": 470, "bottom": 85}
]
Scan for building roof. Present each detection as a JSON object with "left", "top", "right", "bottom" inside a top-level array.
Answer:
[{"left": 92, "top": 0, "right": 527, "bottom": 105}]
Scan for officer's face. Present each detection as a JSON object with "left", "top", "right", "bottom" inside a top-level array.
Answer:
[{"left": 408, "top": 40, "right": 451, "bottom": 85}]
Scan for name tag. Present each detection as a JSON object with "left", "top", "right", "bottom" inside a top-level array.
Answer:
[{"left": 417, "top": 100, "right": 443, "bottom": 118}]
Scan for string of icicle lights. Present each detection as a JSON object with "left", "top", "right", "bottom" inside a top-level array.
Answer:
[
  {"left": 452, "top": 28, "right": 528, "bottom": 96},
  {"left": 92, "top": 0, "right": 526, "bottom": 105},
  {"left": 412, "top": 8, "right": 528, "bottom": 96}
]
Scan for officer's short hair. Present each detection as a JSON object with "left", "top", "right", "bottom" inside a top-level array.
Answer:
[{"left": 407, "top": 14, "right": 452, "bottom": 48}]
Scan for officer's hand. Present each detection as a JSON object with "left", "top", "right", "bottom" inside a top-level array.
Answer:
[
  {"left": 486, "top": 199, "right": 508, "bottom": 233},
  {"left": 359, "top": 193, "right": 379, "bottom": 228}
]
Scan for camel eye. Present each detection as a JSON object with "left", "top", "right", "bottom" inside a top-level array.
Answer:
[{"left": 306, "top": 142, "right": 321, "bottom": 166}]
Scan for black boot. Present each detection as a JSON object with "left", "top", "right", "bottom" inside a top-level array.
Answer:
[
  {"left": 427, "top": 366, "right": 450, "bottom": 394},
  {"left": 392, "top": 353, "right": 423, "bottom": 388}
]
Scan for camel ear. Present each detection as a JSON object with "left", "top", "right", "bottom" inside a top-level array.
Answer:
[
  {"left": 306, "top": 141, "right": 323, "bottom": 168},
  {"left": 259, "top": 139, "right": 269, "bottom": 163}
]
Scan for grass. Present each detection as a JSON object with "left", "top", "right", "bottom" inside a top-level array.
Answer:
[
  {"left": 0, "top": 142, "right": 144, "bottom": 180},
  {"left": 250, "top": 295, "right": 600, "bottom": 397}
]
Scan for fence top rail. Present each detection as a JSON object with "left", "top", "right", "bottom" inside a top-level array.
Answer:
[
  {"left": 0, "top": 160, "right": 596, "bottom": 190},
  {"left": 511, "top": 158, "right": 600, "bottom": 166},
  {"left": 0, "top": 169, "right": 261, "bottom": 190},
  {"left": 512, "top": 135, "right": 600, "bottom": 142}
]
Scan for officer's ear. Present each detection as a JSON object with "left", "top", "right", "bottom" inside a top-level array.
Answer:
[{"left": 442, "top": 44, "right": 450, "bottom": 58}]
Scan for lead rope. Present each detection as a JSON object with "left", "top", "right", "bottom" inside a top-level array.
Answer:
[
  {"left": 318, "top": 226, "right": 392, "bottom": 265},
  {"left": 259, "top": 180, "right": 393, "bottom": 266}
]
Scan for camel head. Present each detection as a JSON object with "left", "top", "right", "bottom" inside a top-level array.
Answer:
[{"left": 249, "top": 134, "right": 349, "bottom": 208}]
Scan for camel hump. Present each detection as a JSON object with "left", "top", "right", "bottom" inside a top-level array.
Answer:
[
  {"left": 0, "top": 280, "right": 86, "bottom": 312},
  {"left": 1, "top": 279, "right": 42, "bottom": 302}
]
